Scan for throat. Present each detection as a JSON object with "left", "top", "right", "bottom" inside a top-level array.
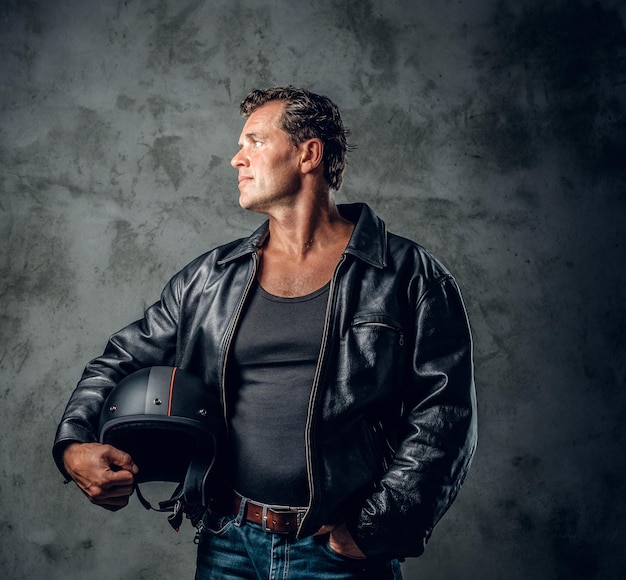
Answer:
[{"left": 256, "top": 218, "right": 353, "bottom": 297}]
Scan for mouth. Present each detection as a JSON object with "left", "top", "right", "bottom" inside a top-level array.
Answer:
[{"left": 238, "top": 176, "right": 252, "bottom": 187}]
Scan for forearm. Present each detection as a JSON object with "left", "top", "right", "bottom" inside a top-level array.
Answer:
[
  {"left": 53, "top": 380, "right": 115, "bottom": 477},
  {"left": 349, "top": 277, "right": 478, "bottom": 559},
  {"left": 349, "top": 403, "right": 477, "bottom": 558},
  {"left": 53, "top": 286, "right": 180, "bottom": 476}
]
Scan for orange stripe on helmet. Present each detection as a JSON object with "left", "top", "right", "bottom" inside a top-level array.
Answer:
[{"left": 168, "top": 367, "right": 177, "bottom": 416}]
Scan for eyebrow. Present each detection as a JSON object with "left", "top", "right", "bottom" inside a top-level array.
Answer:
[{"left": 238, "top": 132, "right": 266, "bottom": 147}]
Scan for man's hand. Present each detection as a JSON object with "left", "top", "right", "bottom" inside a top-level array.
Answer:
[
  {"left": 63, "top": 442, "right": 139, "bottom": 511},
  {"left": 315, "top": 522, "right": 367, "bottom": 559}
]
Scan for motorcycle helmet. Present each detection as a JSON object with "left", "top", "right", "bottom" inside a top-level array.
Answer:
[{"left": 99, "top": 366, "right": 223, "bottom": 486}]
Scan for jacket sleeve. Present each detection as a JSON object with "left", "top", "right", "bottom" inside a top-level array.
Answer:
[
  {"left": 349, "top": 276, "right": 477, "bottom": 559},
  {"left": 52, "top": 275, "right": 182, "bottom": 477}
]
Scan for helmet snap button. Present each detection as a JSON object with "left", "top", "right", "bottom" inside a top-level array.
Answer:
[
  {"left": 154, "top": 398, "right": 162, "bottom": 405},
  {"left": 199, "top": 409, "right": 207, "bottom": 417},
  {"left": 109, "top": 405, "right": 117, "bottom": 412}
]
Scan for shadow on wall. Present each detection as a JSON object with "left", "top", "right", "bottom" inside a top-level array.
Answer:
[{"left": 471, "top": 1, "right": 626, "bottom": 182}]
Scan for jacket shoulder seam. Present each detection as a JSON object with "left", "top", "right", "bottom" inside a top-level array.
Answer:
[{"left": 415, "top": 274, "right": 455, "bottom": 311}]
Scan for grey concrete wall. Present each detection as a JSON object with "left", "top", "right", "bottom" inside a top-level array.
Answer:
[{"left": 1, "top": 0, "right": 624, "bottom": 578}]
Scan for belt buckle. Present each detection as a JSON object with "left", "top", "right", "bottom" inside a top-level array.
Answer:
[{"left": 261, "top": 503, "right": 296, "bottom": 534}]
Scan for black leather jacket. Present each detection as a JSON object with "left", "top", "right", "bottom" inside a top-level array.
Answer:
[{"left": 53, "top": 203, "right": 477, "bottom": 559}]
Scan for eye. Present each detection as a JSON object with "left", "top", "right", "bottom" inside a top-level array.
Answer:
[{"left": 254, "top": 140, "right": 263, "bottom": 148}]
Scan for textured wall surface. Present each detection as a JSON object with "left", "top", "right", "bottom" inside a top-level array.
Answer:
[{"left": 1, "top": 0, "right": 625, "bottom": 578}]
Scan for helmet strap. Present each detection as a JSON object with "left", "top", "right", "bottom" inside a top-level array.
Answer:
[{"left": 131, "top": 454, "right": 215, "bottom": 531}]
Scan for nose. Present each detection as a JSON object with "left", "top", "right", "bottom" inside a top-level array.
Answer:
[{"left": 231, "top": 148, "right": 246, "bottom": 168}]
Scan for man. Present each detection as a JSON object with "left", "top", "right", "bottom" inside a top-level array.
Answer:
[{"left": 53, "top": 86, "right": 477, "bottom": 579}]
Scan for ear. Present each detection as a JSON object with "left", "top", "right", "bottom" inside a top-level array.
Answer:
[{"left": 299, "top": 138, "right": 324, "bottom": 175}]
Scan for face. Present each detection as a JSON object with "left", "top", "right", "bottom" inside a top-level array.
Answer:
[{"left": 230, "top": 100, "right": 302, "bottom": 213}]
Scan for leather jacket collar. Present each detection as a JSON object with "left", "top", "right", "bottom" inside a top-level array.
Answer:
[{"left": 218, "top": 203, "right": 387, "bottom": 269}]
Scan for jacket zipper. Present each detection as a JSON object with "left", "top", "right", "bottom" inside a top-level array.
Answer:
[
  {"left": 299, "top": 254, "right": 347, "bottom": 536},
  {"left": 220, "top": 252, "right": 259, "bottom": 433}
]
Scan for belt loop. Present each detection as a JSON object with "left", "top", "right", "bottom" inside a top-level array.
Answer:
[{"left": 235, "top": 494, "right": 247, "bottom": 527}]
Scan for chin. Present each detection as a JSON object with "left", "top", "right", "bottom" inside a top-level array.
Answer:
[
  {"left": 239, "top": 193, "right": 272, "bottom": 214},
  {"left": 239, "top": 198, "right": 264, "bottom": 214}
]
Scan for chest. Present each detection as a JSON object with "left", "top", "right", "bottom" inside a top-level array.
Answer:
[{"left": 256, "top": 250, "right": 341, "bottom": 297}]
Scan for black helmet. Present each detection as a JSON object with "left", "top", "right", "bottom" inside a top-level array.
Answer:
[{"left": 99, "top": 366, "right": 224, "bottom": 527}]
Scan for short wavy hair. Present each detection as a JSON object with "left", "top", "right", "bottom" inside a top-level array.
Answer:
[{"left": 240, "top": 86, "right": 351, "bottom": 191}]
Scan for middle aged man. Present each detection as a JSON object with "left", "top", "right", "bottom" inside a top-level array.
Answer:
[{"left": 53, "top": 86, "right": 477, "bottom": 579}]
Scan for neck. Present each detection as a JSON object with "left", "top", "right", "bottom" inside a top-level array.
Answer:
[{"left": 264, "top": 197, "right": 351, "bottom": 258}]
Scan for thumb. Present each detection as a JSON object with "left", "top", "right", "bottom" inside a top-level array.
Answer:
[{"left": 103, "top": 445, "right": 139, "bottom": 474}]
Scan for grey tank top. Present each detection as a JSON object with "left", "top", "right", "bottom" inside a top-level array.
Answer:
[{"left": 230, "top": 281, "right": 329, "bottom": 506}]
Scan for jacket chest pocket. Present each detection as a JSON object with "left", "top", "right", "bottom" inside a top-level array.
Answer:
[
  {"left": 352, "top": 315, "right": 405, "bottom": 347},
  {"left": 334, "top": 314, "right": 406, "bottom": 397},
  {"left": 351, "top": 314, "right": 405, "bottom": 349}
]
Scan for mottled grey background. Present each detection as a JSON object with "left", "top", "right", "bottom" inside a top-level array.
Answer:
[{"left": 1, "top": 0, "right": 625, "bottom": 578}]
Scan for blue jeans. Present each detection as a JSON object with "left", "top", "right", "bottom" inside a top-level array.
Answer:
[{"left": 195, "top": 498, "right": 403, "bottom": 579}]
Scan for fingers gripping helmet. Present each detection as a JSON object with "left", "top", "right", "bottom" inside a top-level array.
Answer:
[{"left": 99, "top": 366, "right": 224, "bottom": 528}]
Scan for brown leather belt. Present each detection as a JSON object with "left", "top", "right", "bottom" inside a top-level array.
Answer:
[{"left": 233, "top": 493, "right": 305, "bottom": 534}]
